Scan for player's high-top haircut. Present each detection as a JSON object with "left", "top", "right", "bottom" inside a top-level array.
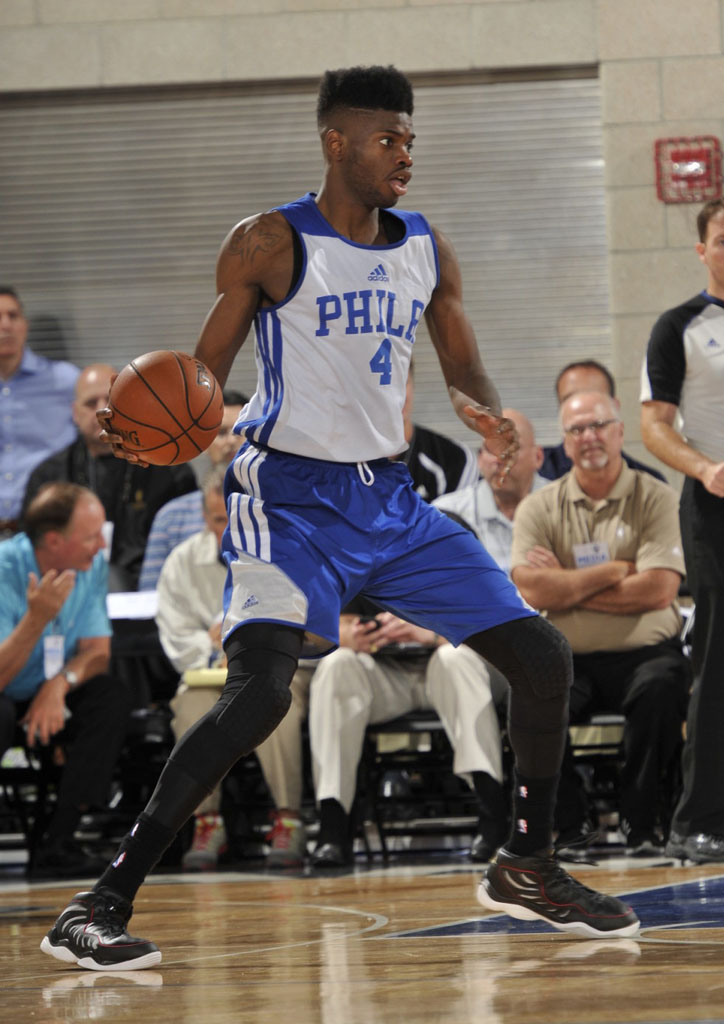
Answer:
[{"left": 317, "top": 65, "right": 414, "bottom": 131}]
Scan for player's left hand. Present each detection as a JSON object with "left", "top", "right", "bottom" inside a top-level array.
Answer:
[{"left": 462, "top": 403, "right": 519, "bottom": 485}]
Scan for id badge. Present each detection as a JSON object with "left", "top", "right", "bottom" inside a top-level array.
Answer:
[
  {"left": 572, "top": 541, "right": 610, "bottom": 568},
  {"left": 101, "top": 520, "right": 114, "bottom": 562},
  {"left": 43, "top": 634, "right": 65, "bottom": 679}
]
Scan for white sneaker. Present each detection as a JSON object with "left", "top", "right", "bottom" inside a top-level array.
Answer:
[
  {"left": 182, "top": 814, "right": 227, "bottom": 871},
  {"left": 266, "top": 812, "right": 306, "bottom": 868}
]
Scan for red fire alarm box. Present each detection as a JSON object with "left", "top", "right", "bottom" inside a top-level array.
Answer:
[{"left": 655, "top": 136, "right": 722, "bottom": 203}]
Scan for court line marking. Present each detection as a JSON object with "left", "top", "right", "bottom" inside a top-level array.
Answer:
[{"left": 132, "top": 903, "right": 390, "bottom": 969}]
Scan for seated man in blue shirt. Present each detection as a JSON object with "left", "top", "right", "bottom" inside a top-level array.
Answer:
[
  {"left": 0, "top": 286, "right": 79, "bottom": 533},
  {"left": 0, "top": 481, "right": 132, "bottom": 878}
]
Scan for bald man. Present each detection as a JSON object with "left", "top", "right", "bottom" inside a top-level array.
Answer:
[
  {"left": 22, "top": 363, "right": 197, "bottom": 591},
  {"left": 433, "top": 408, "right": 547, "bottom": 574},
  {"left": 540, "top": 360, "right": 665, "bottom": 483}
]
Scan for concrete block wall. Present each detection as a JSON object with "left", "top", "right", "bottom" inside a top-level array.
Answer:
[
  {"left": 0, "top": 2, "right": 598, "bottom": 88},
  {"left": 2, "top": 0, "right": 724, "bottom": 471},
  {"left": 599, "top": 0, "right": 724, "bottom": 471}
]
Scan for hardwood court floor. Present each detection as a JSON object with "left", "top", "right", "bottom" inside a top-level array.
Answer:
[{"left": 3, "top": 854, "right": 724, "bottom": 1024}]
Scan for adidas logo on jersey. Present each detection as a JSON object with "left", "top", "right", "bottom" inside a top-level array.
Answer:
[
  {"left": 706, "top": 337, "right": 721, "bottom": 349},
  {"left": 368, "top": 263, "right": 390, "bottom": 282},
  {"left": 242, "top": 594, "right": 259, "bottom": 610}
]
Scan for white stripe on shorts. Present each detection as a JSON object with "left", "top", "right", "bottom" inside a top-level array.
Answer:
[
  {"left": 233, "top": 443, "right": 266, "bottom": 495},
  {"left": 230, "top": 446, "right": 271, "bottom": 562}
]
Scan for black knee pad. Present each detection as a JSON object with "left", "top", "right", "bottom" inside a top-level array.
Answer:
[
  {"left": 158, "top": 623, "right": 303, "bottom": 803},
  {"left": 214, "top": 622, "right": 303, "bottom": 739},
  {"left": 466, "top": 616, "right": 571, "bottom": 778},
  {"left": 465, "top": 614, "right": 572, "bottom": 702}
]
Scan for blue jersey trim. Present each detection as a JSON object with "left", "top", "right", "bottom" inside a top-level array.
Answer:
[
  {"left": 243, "top": 311, "right": 285, "bottom": 445},
  {"left": 277, "top": 192, "right": 434, "bottom": 249},
  {"left": 701, "top": 289, "right": 724, "bottom": 309}
]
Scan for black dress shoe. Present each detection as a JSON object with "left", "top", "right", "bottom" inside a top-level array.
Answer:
[
  {"left": 554, "top": 820, "right": 598, "bottom": 862},
  {"left": 666, "top": 830, "right": 724, "bottom": 863},
  {"left": 310, "top": 842, "right": 352, "bottom": 868},
  {"left": 625, "top": 831, "right": 664, "bottom": 857},
  {"left": 469, "top": 829, "right": 505, "bottom": 863},
  {"left": 29, "top": 838, "right": 109, "bottom": 880}
]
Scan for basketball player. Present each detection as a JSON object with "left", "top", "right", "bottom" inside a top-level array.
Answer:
[{"left": 42, "top": 65, "right": 638, "bottom": 971}]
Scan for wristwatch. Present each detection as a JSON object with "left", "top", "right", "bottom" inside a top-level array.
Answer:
[{"left": 63, "top": 669, "right": 80, "bottom": 689}]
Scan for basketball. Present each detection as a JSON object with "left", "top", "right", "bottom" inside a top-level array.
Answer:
[{"left": 107, "top": 350, "right": 224, "bottom": 466}]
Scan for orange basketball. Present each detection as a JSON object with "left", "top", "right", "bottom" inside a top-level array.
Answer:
[{"left": 108, "top": 350, "right": 224, "bottom": 466}]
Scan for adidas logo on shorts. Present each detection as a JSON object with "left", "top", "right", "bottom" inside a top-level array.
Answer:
[{"left": 242, "top": 594, "right": 259, "bottom": 610}]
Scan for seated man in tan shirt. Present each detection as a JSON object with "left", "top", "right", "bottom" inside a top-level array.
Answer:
[{"left": 511, "top": 390, "right": 690, "bottom": 856}]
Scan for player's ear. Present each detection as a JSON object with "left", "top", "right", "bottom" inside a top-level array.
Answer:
[{"left": 324, "top": 128, "right": 346, "bottom": 162}]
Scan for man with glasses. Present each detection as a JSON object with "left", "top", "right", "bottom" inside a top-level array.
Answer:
[
  {"left": 540, "top": 358, "right": 665, "bottom": 482},
  {"left": 510, "top": 391, "right": 690, "bottom": 856}
]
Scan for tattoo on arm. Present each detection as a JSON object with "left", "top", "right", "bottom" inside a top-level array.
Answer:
[{"left": 228, "top": 222, "right": 284, "bottom": 265}]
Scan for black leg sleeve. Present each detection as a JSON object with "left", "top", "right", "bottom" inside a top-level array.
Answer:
[
  {"left": 96, "top": 623, "right": 303, "bottom": 901},
  {"left": 464, "top": 615, "right": 571, "bottom": 779}
]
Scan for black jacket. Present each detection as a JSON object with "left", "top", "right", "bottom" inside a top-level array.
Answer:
[{"left": 22, "top": 438, "right": 197, "bottom": 590}]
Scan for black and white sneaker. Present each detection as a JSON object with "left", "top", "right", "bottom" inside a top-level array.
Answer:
[
  {"left": 40, "top": 888, "right": 162, "bottom": 971},
  {"left": 478, "top": 847, "right": 640, "bottom": 938}
]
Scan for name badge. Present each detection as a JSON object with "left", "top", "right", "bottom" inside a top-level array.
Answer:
[
  {"left": 43, "top": 634, "right": 65, "bottom": 679},
  {"left": 101, "top": 520, "right": 114, "bottom": 562},
  {"left": 572, "top": 541, "right": 610, "bottom": 568}
]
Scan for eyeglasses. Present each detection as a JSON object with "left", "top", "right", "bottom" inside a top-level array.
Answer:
[{"left": 563, "top": 418, "right": 619, "bottom": 438}]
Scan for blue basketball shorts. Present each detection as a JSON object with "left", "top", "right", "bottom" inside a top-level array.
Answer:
[{"left": 221, "top": 442, "right": 536, "bottom": 657}]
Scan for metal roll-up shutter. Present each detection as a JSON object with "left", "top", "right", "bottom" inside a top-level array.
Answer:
[{"left": 0, "top": 71, "right": 606, "bottom": 449}]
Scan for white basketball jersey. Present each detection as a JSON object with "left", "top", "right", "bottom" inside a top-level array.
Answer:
[{"left": 236, "top": 193, "right": 439, "bottom": 462}]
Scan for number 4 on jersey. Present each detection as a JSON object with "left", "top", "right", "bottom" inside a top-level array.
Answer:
[{"left": 369, "top": 338, "right": 392, "bottom": 385}]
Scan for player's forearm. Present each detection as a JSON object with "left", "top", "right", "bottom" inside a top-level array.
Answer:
[
  {"left": 449, "top": 378, "right": 502, "bottom": 423},
  {"left": 512, "top": 562, "right": 631, "bottom": 612},
  {"left": 194, "top": 334, "right": 238, "bottom": 390},
  {"left": 641, "top": 417, "right": 711, "bottom": 481}
]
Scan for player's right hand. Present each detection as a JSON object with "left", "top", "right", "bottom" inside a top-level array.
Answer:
[{"left": 96, "top": 406, "right": 149, "bottom": 467}]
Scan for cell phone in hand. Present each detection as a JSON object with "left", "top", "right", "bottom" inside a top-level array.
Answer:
[{"left": 358, "top": 615, "right": 381, "bottom": 630}]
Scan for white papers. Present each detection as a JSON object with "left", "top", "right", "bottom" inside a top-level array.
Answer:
[{"left": 106, "top": 590, "right": 159, "bottom": 620}]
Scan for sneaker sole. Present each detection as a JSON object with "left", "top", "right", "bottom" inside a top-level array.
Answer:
[
  {"left": 476, "top": 880, "right": 640, "bottom": 939},
  {"left": 40, "top": 936, "right": 162, "bottom": 971}
]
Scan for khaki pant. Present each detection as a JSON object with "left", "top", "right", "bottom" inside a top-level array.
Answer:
[
  {"left": 170, "top": 665, "right": 313, "bottom": 816},
  {"left": 309, "top": 644, "right": 507, "bottom": 815}
]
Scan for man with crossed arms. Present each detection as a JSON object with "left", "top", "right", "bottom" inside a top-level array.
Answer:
[{"left": 511, "top": 390, "right": 690, "bottom": 854}]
